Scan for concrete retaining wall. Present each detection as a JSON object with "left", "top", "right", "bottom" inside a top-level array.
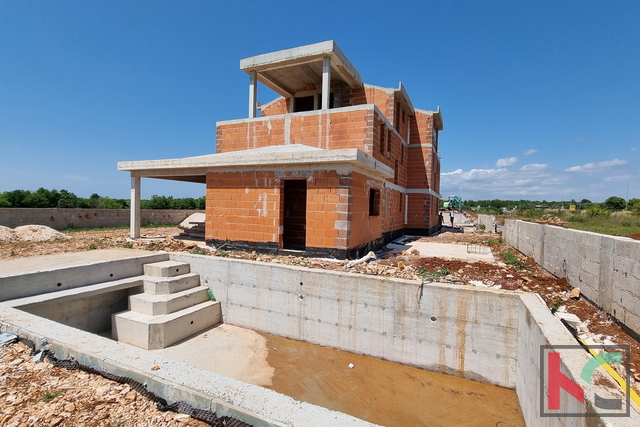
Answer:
[
  {"left": 504, "top": 220, "right": 640, "bottom": 337},
  {"left": 0, "top": 208, "right": 203, "bottom": 230},
  {"left": 173, "top": 253, "right": 520, "bottom": 388}
]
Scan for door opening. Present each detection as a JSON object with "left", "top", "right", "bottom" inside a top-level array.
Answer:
[{"left": 282, "top": 180, "right": 307, "bottom": 250}]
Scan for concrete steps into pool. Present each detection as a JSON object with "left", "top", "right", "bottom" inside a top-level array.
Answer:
[{"left": 112, "top": 260, "right": 221, "bottom": 350}]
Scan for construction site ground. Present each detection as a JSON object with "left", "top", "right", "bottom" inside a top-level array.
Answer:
[{"left": 1, "top": 225, "right": 639, "bottom": 424}]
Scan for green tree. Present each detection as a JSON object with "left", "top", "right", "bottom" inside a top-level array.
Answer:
[
  {"left": 57, "top": 189, "right": 79, "bottom": 208},
  {"left": 0, "top": 193, "right": 11, "bottom": 207},
  {"left": 603, "top": 196, "right": 626, "bottom": 211},
  {"left": 3, "top": 190, "right": 31, "bottom": 207},
  {"left": 98, "top": 197, "right": 126, "bottom": 209},
  {"left": 627, "top": 198, "right": 640, "bottom": 210},
  {"left": 22, "top": 192, "right": 49, "bottom": 208}
]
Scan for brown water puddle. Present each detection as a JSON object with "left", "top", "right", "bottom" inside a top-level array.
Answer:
[{"left": 260, "top": 332, "right": 525, "bottom": 427}]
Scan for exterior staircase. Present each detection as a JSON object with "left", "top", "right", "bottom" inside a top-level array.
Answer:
[{"left": 112, "top": 260, "right": 221, "bottom": 350}]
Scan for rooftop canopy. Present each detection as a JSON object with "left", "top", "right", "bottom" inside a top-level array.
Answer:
[{"left": 240, "top": 40, "right": 363, "bottom": 97}]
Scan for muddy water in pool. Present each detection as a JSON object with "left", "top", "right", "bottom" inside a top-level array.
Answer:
[{"left": 260, "top": 332, "right": 525, "bottom": 427}]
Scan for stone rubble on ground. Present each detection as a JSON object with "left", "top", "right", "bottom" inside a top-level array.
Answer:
[{"left": 0, "top": 342, "right": 209, "bottom": 427}]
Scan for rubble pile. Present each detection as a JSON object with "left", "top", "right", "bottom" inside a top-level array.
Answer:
[{"left": 0, "top": 342, "right": 209, "bottom": 427}]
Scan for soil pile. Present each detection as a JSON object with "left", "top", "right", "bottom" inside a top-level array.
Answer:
[{"left": 13, "top": 225, "right": 70, "bottom": 242}]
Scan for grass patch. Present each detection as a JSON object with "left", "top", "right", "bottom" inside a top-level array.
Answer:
[
  {"left": 33, "top": 390, "right": 64, "bottom": 403},
  {"left": 190, "top": 246, "right": 209, "bottom": 255},
  {"left": 417, "top": 268, "right": 451, "bottom": 280},
  {"left": 564, "top": 213, "right": 640, "bottom": 236},
  {"left": 500, "top": 251, "right": 530, "bottom": 269}
]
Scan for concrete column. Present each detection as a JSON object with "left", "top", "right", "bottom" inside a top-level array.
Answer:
[
  {"left": 248, "top": 70, "right": 257, "bottom": 118},
  {"left": 322, "top": 56, "right": 331, "bottom": 110},
  {"left": 130, "top": 176, "right": 141, "bottom": 239}
]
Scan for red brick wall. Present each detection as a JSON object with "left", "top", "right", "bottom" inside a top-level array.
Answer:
[
  {"left": 216, "top": 108, "right": 375, "bottom": 154},
  {"left": 215, "top": 118, "right": 286, "bottom": 153},
  {"left": 260, "top": 98, "right": 289, "bottom": 116},
  {"left": 343, "top": 86, "right": 394, "bottom": 123},
  {"left": 306, "top": 171, "right": 348, "bottom": 249},
  {"left": 206, "top": 171, "right": 280, "bottom": 243}
]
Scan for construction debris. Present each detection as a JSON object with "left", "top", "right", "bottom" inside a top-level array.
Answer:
[
  {"left": 0, "top": 342, "right": 209, "bottom": 427},
  {"left": 570, "top": 287, "right": 581, "bottom": 299},
  {"left": 346, "top": 251, "right": 376, "bottom": 268}
]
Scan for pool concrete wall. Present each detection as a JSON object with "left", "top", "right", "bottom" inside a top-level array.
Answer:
[
  {"left": 504, "top": 219, "right": 640, "bottom": 338},
  {"left": 1, "top": 251, "right": 639, "bottom": 426},
  {"left": 172, "top": 253, "right": 519, "bottom": 388}
]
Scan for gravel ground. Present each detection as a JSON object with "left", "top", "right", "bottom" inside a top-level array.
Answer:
[{"left": 0, "top": 342, "right": 209, "bottom": 427}]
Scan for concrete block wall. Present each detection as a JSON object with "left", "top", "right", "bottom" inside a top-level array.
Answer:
[
  {"left": 174, "top": 253, "right": 520, "bottom": 388},
  {"left": 477, "top": 214, "right": 495, "bottom": 231},
  {"left": 505, "top": 219, "right": 640, "bottom": 337},
  {"left": 0, "top": 208, "right": 202, "bottom": 230}
]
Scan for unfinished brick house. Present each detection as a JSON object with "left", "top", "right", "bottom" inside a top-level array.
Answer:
[{"left": 119, "top": 41, "right": 443, "bottom": 258}]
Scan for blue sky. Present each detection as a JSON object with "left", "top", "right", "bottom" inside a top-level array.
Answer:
[{"left": 1, "top": 1, "right": 638, "bottom": 202}]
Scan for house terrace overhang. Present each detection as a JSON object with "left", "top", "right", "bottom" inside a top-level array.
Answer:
[
  {"left": 118, "top": 145, "right": 393, "bottom": 240},
  {"left": 117, "top": 145, "right": 394, "bottom": 183},
  {"left": 240, "top": 40, "right": 363, "bottom": 98}
]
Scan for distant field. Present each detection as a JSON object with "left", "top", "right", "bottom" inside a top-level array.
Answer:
[
  {"left": 563, "top": 214, "right": 640, "bottom": 237},
  {"left": 498, "top": 209, "right": 640, "bottom": 238}
]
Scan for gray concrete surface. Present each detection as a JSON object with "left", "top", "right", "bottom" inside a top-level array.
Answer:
[
  {"left": 505, "top": 219, "right": 640, "bottom": 337},
  {"left": 0, "top": 250, "right": 167, "bottom": 301},
  {"left": 0, "top": 208, "right": 202, "bottom": 230},
  {"left": 388, "top": 240, "right": 495, "bottom": 262}
]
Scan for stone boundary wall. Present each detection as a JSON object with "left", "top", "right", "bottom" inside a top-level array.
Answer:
[
  {"left": 504, "top": 219, "right": 640, "bottom": 337},
  {"left": 0, "top": 208, "right": 203, "bottom": 230}
]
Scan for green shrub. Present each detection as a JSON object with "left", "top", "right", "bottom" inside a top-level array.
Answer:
[
  {"left": 417, "top": 268, "right": 451, "bottom": 280},
  {"left": 586, "top": 205, "right": 611, "bottom": 217}
]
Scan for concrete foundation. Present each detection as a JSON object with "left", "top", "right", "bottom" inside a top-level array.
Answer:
[{"left": 1, "top": 250, "right": 639, "bottom": 426}]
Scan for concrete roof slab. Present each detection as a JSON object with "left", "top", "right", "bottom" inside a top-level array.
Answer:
[{"left": 240, "top": 41, "right": 363, "bottom": 97}]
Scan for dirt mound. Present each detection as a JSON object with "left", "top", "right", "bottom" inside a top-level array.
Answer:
[
  {"left": 627, "top": 232, "right": 640, "bottom": 241},
  {"left": 0, "top": 226, "right": 16, "bottom": 242},
  {"left": 13, "top": 225, "right": 70, "bottom": 242}
]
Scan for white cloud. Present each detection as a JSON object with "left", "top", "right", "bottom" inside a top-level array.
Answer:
[
  {"left": 519, "top": 163, "right": 549, "bottom": 171},
  {"left": 564, "top": 159, "right": 628, "bottom": 172},
  {"left": 632, "top": 147, "right": 637, "bottom": 151},
  {"left": 523, "top": 149, "right": 537, "bottom": 156},
  {"left": 495, "top": 157, "right": 518, "bottom": 167}
]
